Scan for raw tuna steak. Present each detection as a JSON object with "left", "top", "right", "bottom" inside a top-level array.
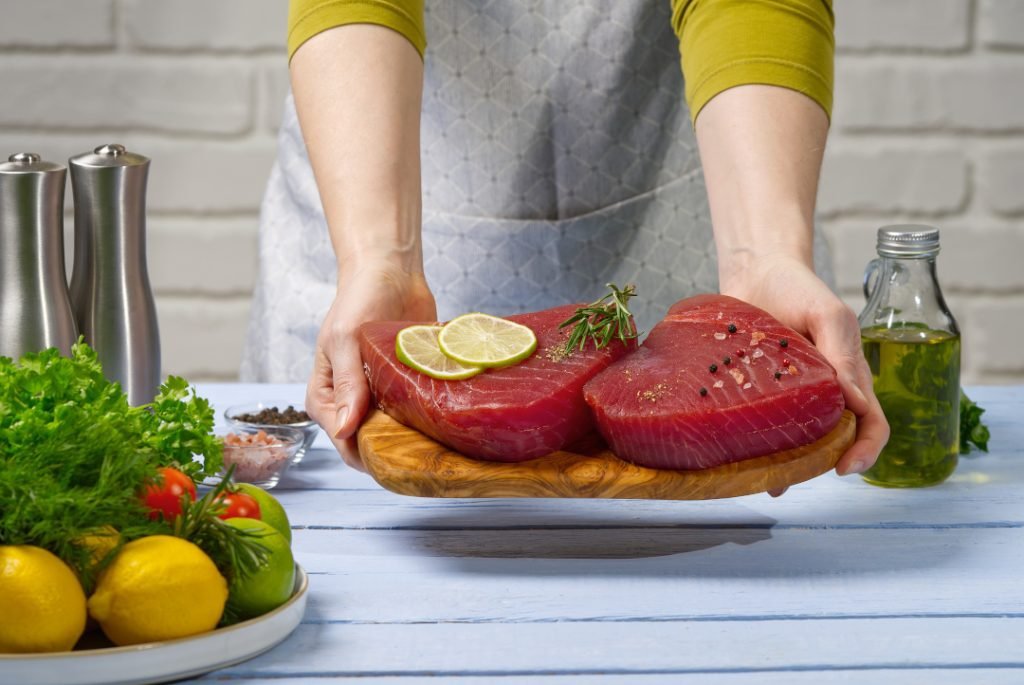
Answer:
[
  {"left": 583, "top": 295, "right": 845, "bottom": 470},
  {"left": 359, "top": 305, "right": 634, "bottom": 462}
]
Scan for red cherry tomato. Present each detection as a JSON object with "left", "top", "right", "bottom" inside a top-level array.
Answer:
[
  {"left": 142, "top": 467, "right": 197, "bottom": 521},
  {"left": 215, "top": 492, "right": 262, "bottom": 521}
]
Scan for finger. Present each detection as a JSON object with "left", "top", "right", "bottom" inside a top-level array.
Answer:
[
  {"left": 329, "top": 432, "right": 368, "bottom": 473},
  {"left": 806, "top": 306, "right": 889, "bottom": 475},
  {"left": 836, "top": 389, "right": 889, "bottom": 476},
  {"left": 330, "top": 338, "right": 372, "bottom": 441},
  {"left": 304, "top": 346, "right": 337, "bottom": 431}
]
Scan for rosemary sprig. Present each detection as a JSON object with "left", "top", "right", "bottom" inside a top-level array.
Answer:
[
  {"left": 559, "top": 283, "right": 639, "bottom": 354},
  {"left": 171, "top": 469, "right": 270, "bottom": 587}
]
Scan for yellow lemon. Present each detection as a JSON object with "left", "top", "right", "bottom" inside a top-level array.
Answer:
[
  {"left": 87, "top": 535, "right": 227, "bottom": 646},
  {"left": 74, "top": 525, "right": 121, "bottom": 567},
  {"left": 0, "top": 545, "right": 87, "bottom": 653}
]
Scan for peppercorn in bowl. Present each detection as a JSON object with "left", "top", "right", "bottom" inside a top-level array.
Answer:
[{"left": 224, "top": 401, "right": 319, "bottom": 464}]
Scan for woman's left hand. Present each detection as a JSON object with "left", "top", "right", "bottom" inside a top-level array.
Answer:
[{"left": 720, "top": 254, "right": 890, "bottom": 489}]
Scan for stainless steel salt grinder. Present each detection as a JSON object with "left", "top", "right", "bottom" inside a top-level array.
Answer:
[
  {"left": 69, "top": 144, "right": 160, "bottom": 405},
  {"left": 0, "top": 153, "right": 78, "bottom": 359}
]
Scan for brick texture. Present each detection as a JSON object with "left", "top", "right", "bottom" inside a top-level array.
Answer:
[
  {"left": 158, "top": 297, "right": 252, "bottom": 380},
  {"left": 835, "top": 60, "right": 1024, "bottom": 132},
  {"left": 818, "top": 146, "right": 968, "bottom": 217},
  {"left": 125, "top": 0, "right": 287, "bottom": 53},
  {"left": 966, "top": 298, "right": 1024, "bottom": 373},
  {"left": 835, "top": 0, "right": 970, "bottom": 53},
  {"left": 979, "top": 147, "right": 1024, "bottom": 216},
  {"left": 979, "top": 0, "right": 1024, "bottom": 50},
  {"left": 0, "top": 1, "right": 1019, "bottom": 386},
  {"left": 0, "top": 60, "right": 252, "bottom": 134},
  {"left": 0, "top": 0, "right": 114, "bottom": 49},
  {"left": 148, "top": 218, "right": 258, "bottom": 296}
]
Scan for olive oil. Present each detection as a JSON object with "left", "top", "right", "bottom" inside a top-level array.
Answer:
[{"left": 861, "top": 326, "right": 960, "bottom": 487}]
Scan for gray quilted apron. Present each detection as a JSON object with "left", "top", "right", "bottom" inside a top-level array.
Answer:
[{"left": 241, "top": 0, "right": 834, "bottom": 382}]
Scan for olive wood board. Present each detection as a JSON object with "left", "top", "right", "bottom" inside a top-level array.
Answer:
[{"left": 357, "top": 409, "right": 856, "bottom": 500}]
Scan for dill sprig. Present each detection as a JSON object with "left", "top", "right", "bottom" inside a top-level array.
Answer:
[
  {"left": 559, "top": 283, "right": 639, "bottom": 354},
  {"left": 0, "top": 341, "right": 237, "bottom": 590}
]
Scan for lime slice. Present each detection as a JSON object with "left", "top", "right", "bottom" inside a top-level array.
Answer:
[
  {"left": 395, "top": 325, "right": 484, "bottom": 380},
  {"left": 437, "top": 313, "right": 538, "bottom": 368}
]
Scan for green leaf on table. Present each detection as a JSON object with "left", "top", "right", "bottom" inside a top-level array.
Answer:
[{"left": 960, "top": 389, "right": 991, "bottom": 455}]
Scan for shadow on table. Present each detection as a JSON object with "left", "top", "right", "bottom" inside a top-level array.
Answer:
[
  {"left": 399, "top": 503, "right": 972, "bottom": 579},
  {"left": 418, "top": 524, "right": 775, "bottom": 560},
  {"left": 402, "top": 508, "right": 777, "bottom": 560}
]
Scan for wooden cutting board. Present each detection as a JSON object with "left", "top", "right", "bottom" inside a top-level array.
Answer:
[{"left": 357, "top": 410, "right": 856, "bottom": 500}]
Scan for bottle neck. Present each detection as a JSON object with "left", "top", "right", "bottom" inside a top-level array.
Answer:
[{"left": 860, "top": 255, "right": 959, "bottom": 335}]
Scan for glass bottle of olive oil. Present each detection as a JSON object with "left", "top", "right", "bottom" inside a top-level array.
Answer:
[{"left": 859, "top": 226, "right": 961, "bottom": 488}]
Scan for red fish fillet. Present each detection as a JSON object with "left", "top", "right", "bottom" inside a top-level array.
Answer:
[
  {"left": 359, "top": 305, "right": 634, "bottom": 462},
  {"left": 583, "top": 295, "right": 845, "bottom": 470}
]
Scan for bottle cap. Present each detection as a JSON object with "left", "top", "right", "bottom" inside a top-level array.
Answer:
[
  {"left": 876, "top": 224, "right": 940, "bottom": 258},
  {"left": 68, "top": 143, "right": 149, "bottom": 169},
  {"left": 0, "top": 152, "right": 65, "bottom": 175}
]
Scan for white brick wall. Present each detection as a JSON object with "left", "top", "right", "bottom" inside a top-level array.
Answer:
[
  {"left": 829, "top": 0, "right": 1024, "bottom": 384},
  {"left": 0, "top": 0, "right": 287, "bottom": 381},
  {"left": 0, "top": 0, "right": 1019, "bottom": 384}
]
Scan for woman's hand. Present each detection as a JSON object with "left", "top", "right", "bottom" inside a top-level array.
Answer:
[
  {"left": 720, "top": 254, "right": 890, "bottom": 480},
  {"left": 305, "top": 263, "right": 436, "bottom": 471},
  {"left": 291, "top": 23, "right": 429, "bottom": 470}
]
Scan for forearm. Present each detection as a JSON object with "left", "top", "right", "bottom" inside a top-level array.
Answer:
[
  {"left": 694, "top": 84, "right": 829, "bottom": 291},
  {"left": 290, "top": 23, "right": 424, "bottom": 273}
]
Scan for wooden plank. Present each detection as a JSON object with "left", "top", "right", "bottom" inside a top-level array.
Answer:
[
  {"left": 200, "top": 670, "right": 1024, "bottom": 684},
  {"left": 204, "top": 618, "right": 1024, "bottom": 677},
  {"left": 288, "top": 527, "right": 1024, "bottom": 624},
  {"left": 358, "top": 410, "right": 854, "bottom": 500}
]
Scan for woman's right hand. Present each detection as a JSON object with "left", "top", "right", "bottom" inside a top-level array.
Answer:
[{"left": 305, "top": 263, "right": 436, "bottom": 471}]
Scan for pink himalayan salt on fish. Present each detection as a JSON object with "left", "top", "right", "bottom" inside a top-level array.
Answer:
[
  {"left": 582, "top": 294, "right": 845, "bottom": 470},
  {"left": 358, "top": 304, "right": 634, "bottom": 462}
]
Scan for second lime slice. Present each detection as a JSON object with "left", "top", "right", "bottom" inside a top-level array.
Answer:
[
  {"left": 438, "top": 313, "right": 538, "bottom": 368},
  {"left": 396, "top": 325, "right": 484, "bottom": 380}
]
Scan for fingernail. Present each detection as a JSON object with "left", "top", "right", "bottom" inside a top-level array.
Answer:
[
  {"left": 842, "top": 460, "right": 866, "bottom": 476},
  {"left": 334, "top": 406, "right": 349, "bottom": 438}
]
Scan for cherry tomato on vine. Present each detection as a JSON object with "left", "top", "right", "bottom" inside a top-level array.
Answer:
[
  {"left": 215, "top": 491, "right": 262, "bottom": 520},
  {"left": 142, "top": 467, "right": 197, "bottom": 521}
]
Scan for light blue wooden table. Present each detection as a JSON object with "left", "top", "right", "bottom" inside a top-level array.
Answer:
[{"left": 193, "top": 384, "right": 1023, "bottom": 684}]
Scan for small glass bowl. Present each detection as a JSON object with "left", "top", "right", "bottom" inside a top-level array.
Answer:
[
  {"left": 224, "top": 401, "right": 320, "bottom": 464},
  {"left": 216, "top": 424, "right": 304, "bottom": 489}
]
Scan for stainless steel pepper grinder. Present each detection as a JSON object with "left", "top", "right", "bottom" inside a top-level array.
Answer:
[
  {"left": 69, "top": 144, "right": 160, "bottom": 405},
  {"left": 0, "top": 152, "right": 78, "bottom": 359}
]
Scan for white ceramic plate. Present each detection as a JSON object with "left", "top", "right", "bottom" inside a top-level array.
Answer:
[{"left": 1, "top": 564, "right": 309, "bottom": 685}]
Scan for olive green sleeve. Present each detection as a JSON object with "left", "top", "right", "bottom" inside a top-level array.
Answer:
[
  {"left": 672, "top": 0, "right": 834, "bottom": 122},
  {"left": 288, "top": 0, "right": 425, "bottom": 61}
]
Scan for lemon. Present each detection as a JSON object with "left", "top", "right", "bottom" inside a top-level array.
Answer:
[
  {"left": 0, "top": 545, "right": 87, "bottom": 653},
  {"left": 74, "top": 525, "right": 120, "bottom": 568},
  {"left": 234, "top": 483, "right": 292, "bottom": 543},
  {"left": 223, "top": 519, "right": 295, "bottom": 620},
  {"left": 437, "top": 312, "right": 537, "bottom": 367},
  {"left": 87, "top": 535, "right": 227, "bottom": 646},
  {"left": 396, "top": 324, "right": 483, "bottom": 380}
]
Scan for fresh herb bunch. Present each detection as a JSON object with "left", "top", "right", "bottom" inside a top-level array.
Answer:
[
  {"left": 0, "top": 341, "right": 225, "bottom": 588},
  {"left": 960, "top": 389, "right": 991, "bottom": 454},
  {"left": 173, "top": 474, "right": 269, "bottom": 583},
  {"left": 559, "top": 283, "right": 639, "bottom": 354}
]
